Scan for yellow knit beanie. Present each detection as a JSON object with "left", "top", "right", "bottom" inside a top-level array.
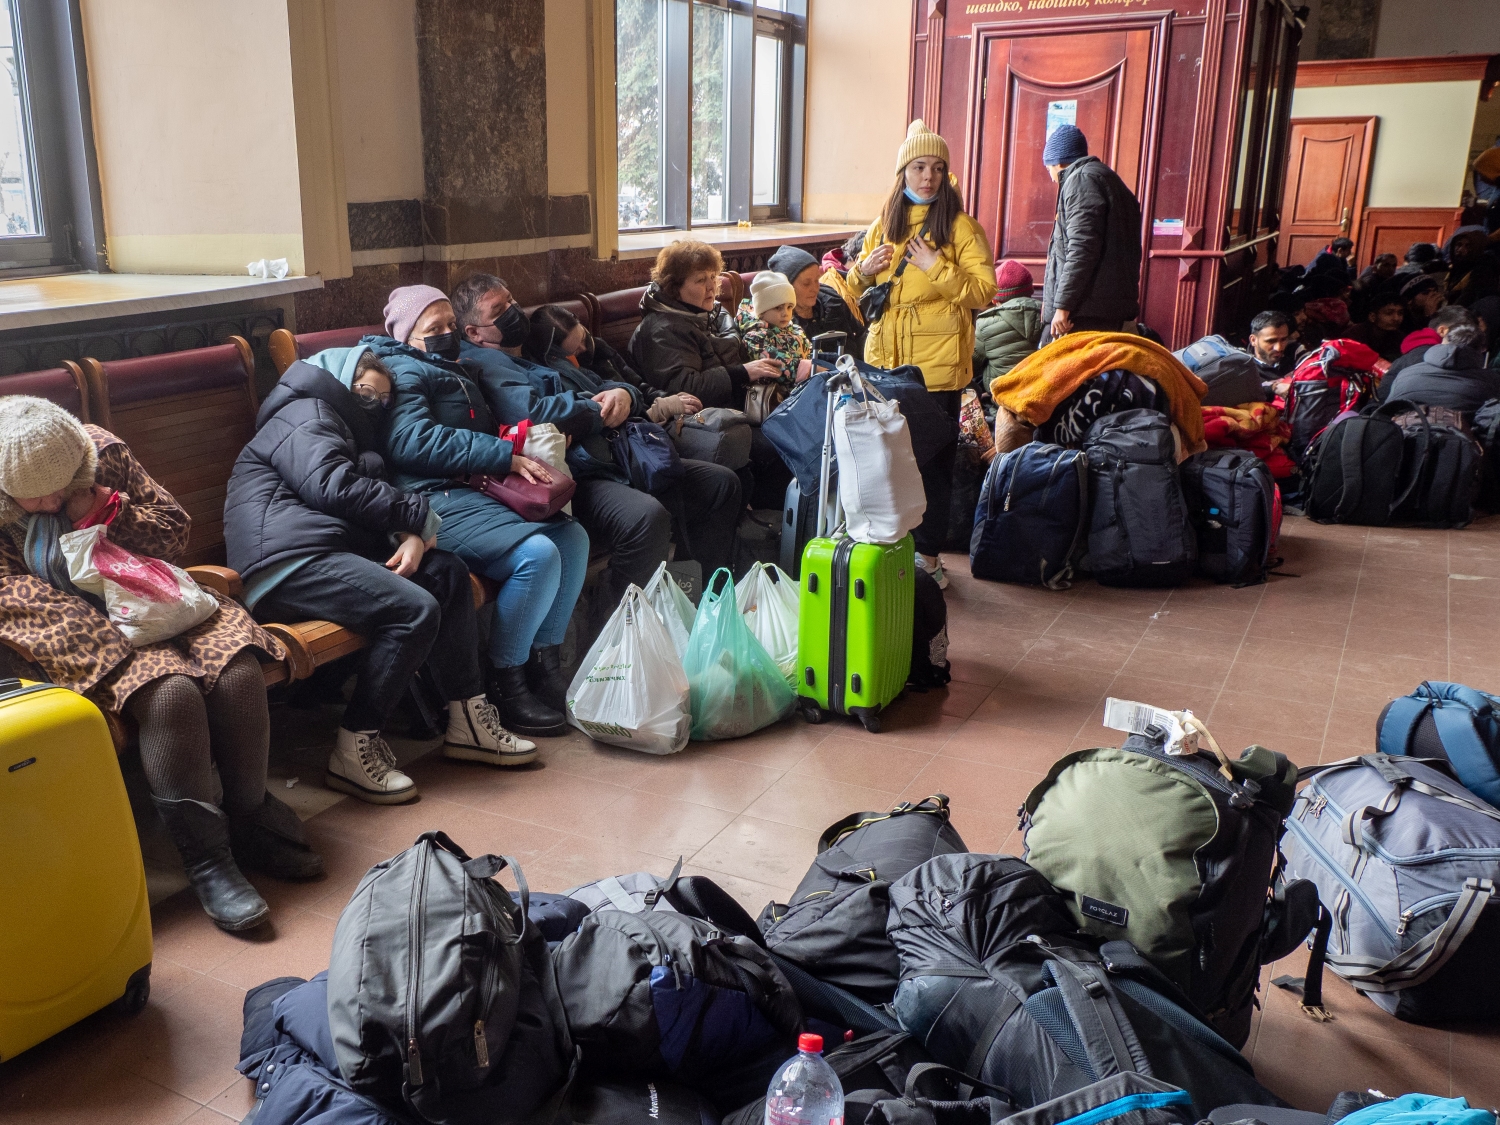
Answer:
[{"left": 895, "top": 120, "right": 950, "bottom": 175}]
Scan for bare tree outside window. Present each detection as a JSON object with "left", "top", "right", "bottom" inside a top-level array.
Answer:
[{"left": 0, "top": 1, "right": 39, "bottom": 238}]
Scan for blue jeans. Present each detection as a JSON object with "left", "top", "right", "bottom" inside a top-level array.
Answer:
[{"left": 479, "top": 519, "right": 590, "bottom": 667}]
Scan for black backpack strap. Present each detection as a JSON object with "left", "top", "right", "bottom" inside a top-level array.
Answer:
[
  {"left": 961, "top": 978, "right": 1025, "bottom": 1078},
  {"left": 643, "top": 855, "right": 686, "bottom": 908},
  {"left": 1044, "top": 957, "right": 1147, "bottom": 1080},
  {"left": 460, "top": 852, "right": 530, "bottom": 945},
  {"left": 1333, "top": 418, "right": 1371, "bottom": 523},
  {"left": 1380, "top": 398, "right": 1432, "bottom": 516},
  {"left": 903, "top": 1061, "right": 1013, "bottom": 1105}
]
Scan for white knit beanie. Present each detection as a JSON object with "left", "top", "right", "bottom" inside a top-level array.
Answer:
[
  {"left": 751, "top": 271, "right": 796, "bottom": 318},
  {"left": 0, "top": 396, "right": 94, "bottom": 500}
]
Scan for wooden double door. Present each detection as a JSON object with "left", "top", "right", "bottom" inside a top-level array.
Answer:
[{"left": 968, "top": 19, "right": 1164, "bottom": 277}]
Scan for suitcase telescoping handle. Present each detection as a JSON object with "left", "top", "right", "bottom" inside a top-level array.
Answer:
[{"left": 816, "top": 357, "right": 857, "bottom": 539}]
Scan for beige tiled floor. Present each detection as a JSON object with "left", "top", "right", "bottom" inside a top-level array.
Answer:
[{"left": 4, "top": 515, "right": 1500, "bottom": 1122}]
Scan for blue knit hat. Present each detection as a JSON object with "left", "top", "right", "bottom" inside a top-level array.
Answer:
[{"left": 1043, "top": 124, "right": 1088, "bottom": 166}]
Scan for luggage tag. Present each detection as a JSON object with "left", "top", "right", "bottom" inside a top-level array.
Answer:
[{"left": 1103, "top": 697, "right": 1200, "bottom": 755}]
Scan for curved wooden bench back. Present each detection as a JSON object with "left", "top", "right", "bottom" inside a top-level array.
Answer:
[
  {"left": 81, "top": 339, "right": 257, "bottom": 567},
  {"left": 0, "top": 363, "right": 91, "bottom": 422},
  {"left": 269, "top": 324, "right": 384, "bottom": 377}
]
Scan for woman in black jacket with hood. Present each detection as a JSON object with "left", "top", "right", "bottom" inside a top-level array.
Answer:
[
  {"left": 630, "top": 239, "right": 792, "bottom": 506},
  {"left": 223, "top": 347, "right": 536, "bottom": 807}
]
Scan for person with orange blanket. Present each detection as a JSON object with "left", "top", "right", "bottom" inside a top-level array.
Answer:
[{"left": 990, "top": 331, "right": 1208, "bottom": 456}]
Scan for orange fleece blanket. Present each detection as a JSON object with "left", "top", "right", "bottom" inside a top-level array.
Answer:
[{"left": 991, "top": 331, "right": 1208, "bottom": 451}]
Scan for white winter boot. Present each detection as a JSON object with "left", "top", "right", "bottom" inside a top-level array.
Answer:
[
  {"left": 444, "top": 696, "right": 539, "bottom": 767},
  {"left": 325, "top": 728, "right": 418, "bottom": 804}
]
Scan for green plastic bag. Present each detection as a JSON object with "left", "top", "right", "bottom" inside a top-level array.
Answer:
[{"left": 684, "top": 568, "right": 795, "bottom": 740}]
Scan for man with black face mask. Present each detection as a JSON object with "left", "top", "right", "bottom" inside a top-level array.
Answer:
[{"left": 451, "top": 273, "right": 613, "bottom": 438}]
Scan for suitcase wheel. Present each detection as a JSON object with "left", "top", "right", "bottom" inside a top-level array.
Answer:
[
  {"left": 114, "top": 965, "right": 151, "bottom": 1016},
  {"left": 799, "top": 700, "right": 828, "bottom": 725},
  {"left": 852, "top": 707, "right": 881, "bottom": 734}
]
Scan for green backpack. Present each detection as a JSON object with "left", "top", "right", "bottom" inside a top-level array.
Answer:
[{"left": 1020, "top": 730, "right": 1314, "bottom": 1049}]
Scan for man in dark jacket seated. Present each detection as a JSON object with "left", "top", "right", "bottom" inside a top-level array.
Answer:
[
  {"left": 766, "top": 244, "right": 866, "bottom": 357},
  {"left": 1347, "top": 289, "right": 1407, "bottom": 361},
  {"left": 452, "top": 272, "right": 741, "bottom": 603},
  {"left": 1376, "top": 305, "right": 1478, "bottom": 402},
  {"left": 1038, "top": 124, "right": 1143, "bottom": 346},
  {"left": 224, "top": 348, "right": 538, "bottom": 806},
  {"left": 1386, "top": 325, "right": 1500, "bottom": 416},
  {"left": 1245, "top": 310, "right": 1298, "bottom": 378}
]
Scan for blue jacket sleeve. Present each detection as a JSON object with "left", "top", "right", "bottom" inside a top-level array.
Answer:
[
  {"left": 385, "top": 376, "right": 514, "bottom": 479},
  {"left": 269, "top": 410, "right": 430, "bottom": 535}
]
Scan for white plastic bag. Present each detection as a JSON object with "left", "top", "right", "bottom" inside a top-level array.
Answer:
[
  {"left": 60, "top": 521, "right": 218, "bottom": 646},
  {"left": 643, "top": 561, "right": 696, "bottom": 659},
  {"left": 523, "top": 423, "right": 573, "bottom": 514},
  {"left": 567, "top": 585, "right": 691, "bottom": 755},
  {"left": 735, "top": 562, "right": 799, "bottom": 688},
  {"left": 833, "top": 364, "right": 926, "bottom": 544}
]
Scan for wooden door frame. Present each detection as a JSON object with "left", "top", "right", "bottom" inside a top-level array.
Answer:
[
  {"left": 962, "top": 12, "right": 1171, "bottom": 277},
  {"left": 1282, "top": 115, "right": 1379, "bottom": 255}
]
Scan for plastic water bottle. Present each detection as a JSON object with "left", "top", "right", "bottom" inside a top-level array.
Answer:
[{"left": 764, "top": 1033, "right": 844, "bottom": 1125}]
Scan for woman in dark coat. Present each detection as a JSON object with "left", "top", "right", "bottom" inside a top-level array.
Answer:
[
  {"left": 369, "top": 286, "right": 589, "bottom": 738},
  {"left": 630, "top": 240, "right": 791, "bottom": 506},
  {"left": 224, "top": 346, "right": 537, "bottom": 809}
]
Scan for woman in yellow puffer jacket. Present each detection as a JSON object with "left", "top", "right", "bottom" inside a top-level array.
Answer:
[{"left": 845, "top": 119, "right": 996, "bottom": 586}]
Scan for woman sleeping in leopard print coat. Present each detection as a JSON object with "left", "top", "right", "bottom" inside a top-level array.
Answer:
[{"left": 0, "top": 396, "right": 321, "bottom": 933}]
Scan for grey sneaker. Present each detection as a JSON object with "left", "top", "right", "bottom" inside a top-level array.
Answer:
[{"left": 917, "top": 553, "right": 949, "bottom": 590}]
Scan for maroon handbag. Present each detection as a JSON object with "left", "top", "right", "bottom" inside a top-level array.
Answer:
[{"left": 464, "top": 471, "right": 575, "bottom": 521}]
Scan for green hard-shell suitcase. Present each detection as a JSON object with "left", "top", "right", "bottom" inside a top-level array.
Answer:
[{"left": 795, "top": 361, "right": 916, "bottom": 733}]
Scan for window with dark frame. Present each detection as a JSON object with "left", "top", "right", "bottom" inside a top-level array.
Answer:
[
  {"left": 0, "top": 0, "right": 104, "bottom": 275},
  {"left": 617, "top": 0, "right": 806, "bottom": 233}
]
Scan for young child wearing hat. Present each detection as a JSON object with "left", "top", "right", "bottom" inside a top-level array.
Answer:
[{"left": 737, "top": 270, "right": 812, "bottom": 387}]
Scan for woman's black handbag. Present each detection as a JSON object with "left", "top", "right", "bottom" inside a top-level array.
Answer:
[{"left": 859, "top": 219, "right": 931, "bottom": 324}]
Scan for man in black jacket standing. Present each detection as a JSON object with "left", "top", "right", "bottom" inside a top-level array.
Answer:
[{"left": 1039, "top": 125, "right": 1143, "bottom": 345}]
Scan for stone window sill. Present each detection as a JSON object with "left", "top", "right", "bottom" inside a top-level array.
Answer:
[
  {"left": 0, "top": 273, "right": 324, "bottom": 333},
  {"left": 616, "top": 221, "right": 864, "bottom": 261}
]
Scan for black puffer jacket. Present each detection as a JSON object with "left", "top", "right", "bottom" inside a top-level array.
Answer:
[
  {"left": 796, "top": 285, "right": 867, "bottom": 357},
  {"left": 1387, "top": 343, "right": 1500, "bottom": 414},
  {"left": 1042, "top": 156, "right": 1143, "bottom": 323},
  {"left": 629, "top": 282, "right": 749, "bottom": 406},
  {"left": 224, "top": 361, "right": 429, "bottom": 581}
]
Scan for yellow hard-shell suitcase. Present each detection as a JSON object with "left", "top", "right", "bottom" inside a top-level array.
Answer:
[{"left": 0, "top": 679, "right": 152, "bottom": 1061}]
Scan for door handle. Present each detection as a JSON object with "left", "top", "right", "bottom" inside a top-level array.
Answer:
[{"left": 1340, "top": 206, "right": 1350, "bottom": 231}]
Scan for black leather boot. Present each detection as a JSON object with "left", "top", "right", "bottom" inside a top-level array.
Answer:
[
  {"left": 486, "top": 663, "right": 566, "bottom": 737},
  {"left": 229, "top": 792, "right": 326, "bottom": 882},
  {"left": 525, "top": 645, "right": 568, "bottom": 715},
  {"left": 153, "top": 796, "right": 270, "bottom": 932}
]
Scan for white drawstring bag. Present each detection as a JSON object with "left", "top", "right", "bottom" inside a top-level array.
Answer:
[
  {"left": 735, "top": 562, "right": 799, "bottom": 688},
  {"left": 643, "top": 561, "right": 696, "bottom": 660},
  {"left": 567, "top": 585, "right": 691, "bottom": 755},
  {"left": 832, "top": 362, "right": 926, "bottom": 544}
]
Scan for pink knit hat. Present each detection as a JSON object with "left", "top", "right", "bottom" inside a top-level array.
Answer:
[{"left": 383, "top": 285, "right": 449, "bottom": 345}]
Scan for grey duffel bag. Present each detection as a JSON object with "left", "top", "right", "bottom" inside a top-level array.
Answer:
[
  {"left": 669, "top": 408, "right": 752, "bottom": 470},
  {"left": 1281, "top": 753, "right": 1500, "bottom": 1023}
]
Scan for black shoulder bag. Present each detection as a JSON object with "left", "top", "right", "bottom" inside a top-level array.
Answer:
[{"left": 859, "top": 217, "right": 932, "bottom": 325}]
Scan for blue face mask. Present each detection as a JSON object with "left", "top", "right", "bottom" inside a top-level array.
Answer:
[{"left": 904, "top": 186, "right": 937, "bottom": 206}]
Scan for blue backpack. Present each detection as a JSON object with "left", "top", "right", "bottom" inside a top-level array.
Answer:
[
  {"left": 969, "top": 444, "right": 1089, "bottom": 588},
  {"left": 610, "top": 420, "right": 686, "bottom": 493},
  {"left": 1378, "top": 682, "right": 1500, "bottom": 807}
]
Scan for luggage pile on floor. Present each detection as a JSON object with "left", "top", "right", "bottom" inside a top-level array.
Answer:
[
  {"left": 970, "top": 332, "right": 1283, "bottom": 590},
  {"left": 233, "top": 697, "right": 1500, "bottom": 1125},
  {"left": 970, "top": 408, "right": 1281, "bottom": 590}
]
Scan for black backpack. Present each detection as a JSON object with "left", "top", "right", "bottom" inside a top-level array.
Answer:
[
  {"left": 724, "top": 1029, "right": 937, "bottom": 1125},
  {"left": 1304, "top": 402, "right": 1411, "bottom": 525},
  {"left": 1083, "top": 410, "right": 1196, "bottom": 587},
  {"left": 327, "top": 832, "right": 575, "bottom": 1125},
  {"left": 886, "top": 855, "right": 1282, "bottom": 1117},
  {"left": 910, "top": 568, "right": 952, "bottom": 690},
  {"left": 1390, "top": 406, "right": 1482, "bottom": 527},
  {"left": 1180, "top": 449, "right": 1279, "bottom": 586},
  {"left": 566, "top": 1079, "right": 723, "bottom": 1125},
  {"left": 1474, "top": 398, "right": 1500, "bottom": 511},
  {"left": 759, "top": 796, "right": 968, "bottom": 1003},
  {"left": 551, "top": 909, "right": 802, "bottom": 1086}
]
